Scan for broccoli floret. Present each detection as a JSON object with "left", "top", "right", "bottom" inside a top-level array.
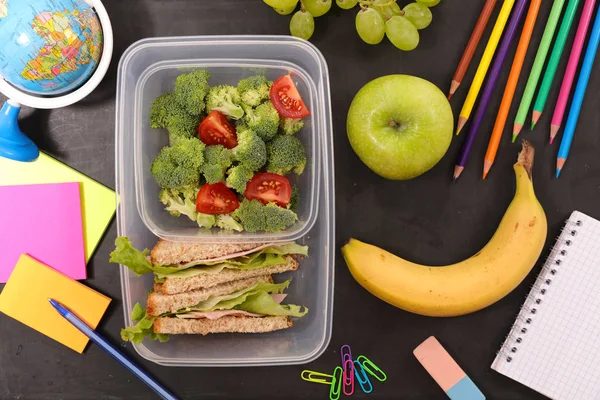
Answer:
[
  {"left": 279, "top": 117, "right": 304, "bottom": 135},
  {"left": 197, "top": 213, "right": 216, "bottom": 229},
  {"left": 151, "top": 137, "right": 205, "bottom": 189},
  {"left": 232, "top": 125, "right": 267, "bottom": 170},
  {"left": 262, "top": 202, "right": 297, "bottom": 232},
  {"left": 226, "top": 165, "right": 255, "bottom": 194},
  {"left": 234, "top": 200, "right": 298, "bottom": 233},
  {"left": 289, "top": 185, "right": 300, "bottom": 211},
  {"left": 159, "top": 186, "right": 198, "bottom": 221},
  {"left": 206, "top": 85, "right": 244, "bottom": 120},
  {"left": 166, "top": 108, "right": 201, "bottom": 144},
  {"left": 243, "top": 102, "right": 280, "bottom": 142},
  {"left": 150, "top": 93, "right": 174, "bottom": 129},
  {"left": 149, "top": 93, "right": 200, "bottom": 143},
  {"left": 216, "top": 214, "right": 244, "bottom": 232},
  {"left": 201, "top": 145, "right": 233, "bottom": 184},
  {"left": 266, "top": 135, "right": 307, "bottom": 175},
  {"left": 233, "top": 200, "right": 263, "bottom": 232},
  {"left": 237, "top": 75, "right": 272, "bottom": 107},
  {"left": 173, "top": 70, "right": 211, "bottom": 116}
]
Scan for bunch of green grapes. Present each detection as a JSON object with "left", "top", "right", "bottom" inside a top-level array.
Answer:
[{"left": 263, "top": 0, "right": 440, "bottom": 50}]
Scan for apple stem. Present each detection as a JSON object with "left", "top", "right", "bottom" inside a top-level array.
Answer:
[{"left": 388, "top": 120, "right": 401, "bottom": 129}]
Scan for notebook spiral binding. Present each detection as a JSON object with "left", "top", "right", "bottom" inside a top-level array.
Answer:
[{"left": 497, "top": 218, "right": 583, "bottom": 363}]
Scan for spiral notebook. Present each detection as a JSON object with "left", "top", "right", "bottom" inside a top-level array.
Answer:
[{"left": 492, "top": 211, "right": 600, "bottom": 400}]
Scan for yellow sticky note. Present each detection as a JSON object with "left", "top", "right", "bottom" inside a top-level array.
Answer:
[
  {"left": 0, "top": 152, "right": 116, "bottom": 260},
  {"left": 0, "top": 255, "right": 111, "bottom": 353}
]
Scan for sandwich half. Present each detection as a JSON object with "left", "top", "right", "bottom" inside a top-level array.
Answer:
[
  {"left": 120, "top": 275, "right": 307, "bottom": 343},
  {"left": 110, "top": 237, "right": 307, "bottom": 294}
]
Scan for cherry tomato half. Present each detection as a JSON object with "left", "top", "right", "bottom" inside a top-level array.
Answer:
[
  {"left": 270, "top": 75, "right": 311, "bottom": 119},
  {"left": 198, "top": 111, "right": 238, "bottom": 149},
  {"left": 244, "top": 172, "right": 292, "bottom": 208},
  {"left": 196, "top": 182, "right": 240, "bottom": 215}
]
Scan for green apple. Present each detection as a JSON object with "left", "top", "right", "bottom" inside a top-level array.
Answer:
[{"left": 347, "top": 75, "right": 453, "bottom": 180}]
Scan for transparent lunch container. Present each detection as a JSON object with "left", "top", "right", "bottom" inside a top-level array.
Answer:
[
  {"left": 115, "top": 36, "right": 335, "bottom": 366},
  {"left": 123, "top": 35, "right": 329, "bottom": 243}
]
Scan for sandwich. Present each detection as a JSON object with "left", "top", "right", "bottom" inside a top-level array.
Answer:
[{"left": 110, "top": 237, "right": 308, "bottom": 343}]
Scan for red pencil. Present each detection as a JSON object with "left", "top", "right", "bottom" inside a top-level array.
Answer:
[{"left": 448, "top": 0, "right": 498, "bottom": 100}]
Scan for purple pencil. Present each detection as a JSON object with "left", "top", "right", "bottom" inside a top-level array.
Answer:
[{"left": 453, "top": 0, "right": 529, "bottom": 181}]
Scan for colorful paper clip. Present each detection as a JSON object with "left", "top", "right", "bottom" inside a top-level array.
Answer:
[
  {"left": 301, "top": 370, "right": 334, "bottom": 385},
  {"left": 357, "top": 355, "right": 387, "bottom": 382},
  {"left": 341, "top": 344, "right": 353, "bottom": 365},
  {"left": 341, "top": 344, "right": 355, "bottom": 395},
  {"left": 343, "top": 359, "right": 355, "bottom": 395},
  {"left": 330, "top": 366, "right": 343, "bottom": 400},
  {"left": 353, "top": 359, "right": 373, "bottom": 394}
]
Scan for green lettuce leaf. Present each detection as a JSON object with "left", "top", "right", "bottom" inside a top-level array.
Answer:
[
  {"left": 236, "top": 291, "right": 308, "bottom": 317},
  {"left": 120, "top": 303, "right": 169, "bottom": 344},
  {"left": 131, "top": 302, "right": 146, "bottom": 321},
  {"left": 109, "top": 238, "right": 190, "bottom": 275},
  {"left": 109, "top": 237, "right": 154, "bottom": 276},
  {"left": 181, "top": 279, "right": 307, "bottom": 318},
  {"left": 261, "top": 243, "right": 309, "bottom": 256},
  {"left": 184, "top": 281, "right": 291, "bottom": 312},
  {"left": 154, "top": 253, "right": 288, "bottom": 280}
]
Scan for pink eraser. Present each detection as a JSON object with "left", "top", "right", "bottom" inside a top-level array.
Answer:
[{"left": 414, "top": 336, "right": 485, "bottom": 400}]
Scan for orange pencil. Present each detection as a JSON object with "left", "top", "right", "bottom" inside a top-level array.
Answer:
[{"left": 482, "top": 0, "right": 542, "bottom": 179}]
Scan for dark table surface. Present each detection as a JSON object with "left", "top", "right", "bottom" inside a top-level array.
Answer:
[{"left": 2, "top": 0, "right": 600, "bottom": 399}]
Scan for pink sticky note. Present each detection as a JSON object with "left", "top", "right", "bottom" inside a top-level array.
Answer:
[{"left": 0, "top": 182, "right": 86, "bottom": 282}]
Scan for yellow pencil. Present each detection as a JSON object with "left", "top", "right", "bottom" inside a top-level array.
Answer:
[{"left": 456, "top": 0, "right": 516, "bottom": 135}]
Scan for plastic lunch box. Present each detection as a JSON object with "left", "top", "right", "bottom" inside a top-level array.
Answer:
[
  {"left": 128, "top": 35, "right": 330, "bottom": 243},
  {"left": 115, "top": 36, "right": 335, "bottom": 366}
]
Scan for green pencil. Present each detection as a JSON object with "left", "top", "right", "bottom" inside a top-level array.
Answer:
[
  {"left": 531, "top": 0, "right": 581, "bottom": 129},
  {"left": 512, "top": 0, "right": 566, "bottom": 142}
]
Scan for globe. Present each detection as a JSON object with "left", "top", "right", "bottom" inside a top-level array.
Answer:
[{"left": 0, "top": 0, "right": 103, "bottom": 96}]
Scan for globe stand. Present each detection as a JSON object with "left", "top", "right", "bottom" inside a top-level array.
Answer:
[{"left": 0, "top": 100, "right": 39, "bottom": 162}]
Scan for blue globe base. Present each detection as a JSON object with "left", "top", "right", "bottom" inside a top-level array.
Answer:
[{"left": 0, "top": 101, "right": 39, "bottom": 162}]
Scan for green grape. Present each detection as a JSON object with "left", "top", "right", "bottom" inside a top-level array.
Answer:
[
  {"left": 374, "top": 0, "right": 401, "bottom": 21},
  {"left": 264, "top": 0, "right": 298, "bottom": 8},
  {"left": 275, "top": 3, "right": 297, "bottom": 14},
  {"left": 303, "top": 0, "right": 332, "bottom": 17},
  {"left": 290, "top": 10, "right": 315, "bottom": 40},
  {"left": 336, "top": 0, "right": 358, "bottom": 9},
  {"left": 355, "top": 7, "right": 386, "bottom": 45},
  {"left": 386, "top": 15, "right": 419, "bottom": 51},
  {"left": 402, "top": 3, "right": 432, "bottom": 29},
  {"left": 416, "top": 0, "right": 440, "bottom": 7}
]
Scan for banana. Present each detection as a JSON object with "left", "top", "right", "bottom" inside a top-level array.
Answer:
[{"left": 342, "top": 141, "right": 547, "bottom": 317}]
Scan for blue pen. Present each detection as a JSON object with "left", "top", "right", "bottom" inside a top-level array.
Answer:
[
  {"left": 556, "top": 4, "right": 600, "bottom": 177},
  {"left": 48, "top": 299, "right": 179, "bottom": 400}
]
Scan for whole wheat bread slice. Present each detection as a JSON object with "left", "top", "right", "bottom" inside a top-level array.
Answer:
[
  {"left": 153, "top": 315, "right": 292, "bottom": 335},
  {"left": 150, "top": 240, "right": 264, "bottom": 266},
  {"left": 156, "top": 256, "right": 299, "bottom": 295},
  {"left": 146, "top": 275, "right": 272, "bottom": 316}
]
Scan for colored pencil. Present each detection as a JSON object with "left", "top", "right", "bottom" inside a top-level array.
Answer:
[
  {"left": 454, "top": 0, "right": 529, "bottom": 180},
  {"left": 550, "top": 0, "right": 597, "bottom": 143},
  {"left": 512, "top": 0, "right": 566, "bottom": 141},
  {"left": 483, "top": 0, "right": 542, "bottom": 179},
  {"left": 49, "top": 299, "right": 179, "bottom": 400},
  {"left": 456, "top": 0, "right": 516, "bottom": 135},
  {"left": 448, "top": 0, "right": 498, "bottom": 100},
  {"left": 556, "top": 5, "right": 600, "bottom": 177},
  {"left": 531, "top": 0, "right": 581, "bottom": 129}
]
